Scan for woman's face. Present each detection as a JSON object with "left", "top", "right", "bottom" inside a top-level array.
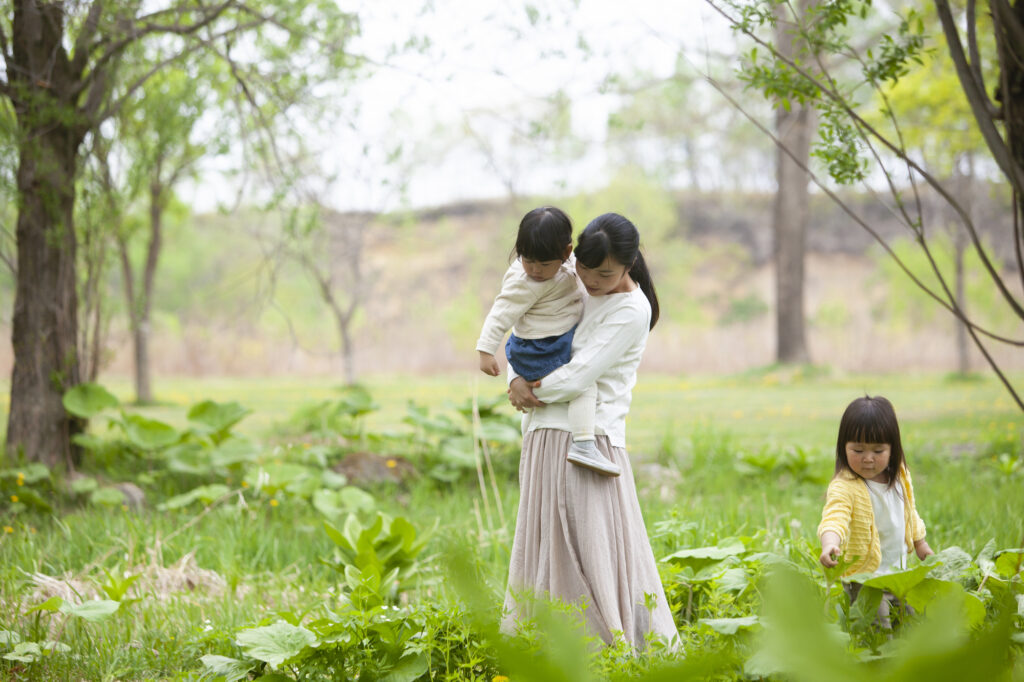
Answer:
[{"left": 576, "top": 256, "right": 633, "bottom": 296}]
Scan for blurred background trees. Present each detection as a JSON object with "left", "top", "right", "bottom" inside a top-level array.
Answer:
[{"left": 2, "top": 0, "right": 1021, "bottom": 467}]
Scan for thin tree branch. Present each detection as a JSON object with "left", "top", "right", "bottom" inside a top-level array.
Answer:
[
  {"left": 87, "top": 1, "right": 235, "bottom": 82},
  {"left": 935, "top": 0, "right": 1024, "bottom": 193},
  {"left": 698, "top": 64, "right": 1024, "bottom": 408},
  {"left": 966, "top": 0, "right": 1000, "bottom": 119},
  {"left": 709, "top": 0, "right": 1024, "bottom": 321},
  {"left": 694, "top": 49, "right": 1024, "bottom": 343},
  {"left": 70, "top": 1, "right": 105, "bottom": 79}
]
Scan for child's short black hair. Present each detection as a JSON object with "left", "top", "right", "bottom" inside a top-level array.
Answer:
[
  {"left": 513, "top": 206, "right": 572, "bottom": 262},
  {"left": 835, "top": 395, "right": 905, "bottom": 488}
]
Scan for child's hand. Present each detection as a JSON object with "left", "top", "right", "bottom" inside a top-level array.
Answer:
[
  {"left": 478, "top": 351, "right": 500, "bottom": 376},
  {"left": 819, "top": 532, "right": 842, "bottom": 567},
  {"left": 914, "top": 539, "right": 934, "bottom": 561}
]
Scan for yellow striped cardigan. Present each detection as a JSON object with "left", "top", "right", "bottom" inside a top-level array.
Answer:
[{"left": 816, "top": 463, "right": 927, "bottom": 577}]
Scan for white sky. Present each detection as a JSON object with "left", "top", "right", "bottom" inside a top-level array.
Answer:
[{"left": 184, "top": 0, "right": 734, "bottom": 212}]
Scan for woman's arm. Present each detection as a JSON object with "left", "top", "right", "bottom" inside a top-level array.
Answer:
[{"left": 530, "top": 301, "right": 646, "bottom": 404}]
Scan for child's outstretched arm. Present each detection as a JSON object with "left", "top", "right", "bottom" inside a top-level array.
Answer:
[
  {"left": 819, "top": 531, "right": 842, "bottom": 567},
  {"left": 914, "top": 538, "right": 934, "bottom": 560},
  {"left": 478, "top": 351, "right": 501, "bottom": 376}
]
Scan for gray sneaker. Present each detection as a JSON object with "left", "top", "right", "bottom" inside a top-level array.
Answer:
[{"left": 566, "top": 440, "right": 621, "bottom": 477}]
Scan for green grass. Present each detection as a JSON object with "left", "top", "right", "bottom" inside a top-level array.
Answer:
[{"left": 0, "top": 370, "right": 1021, "bottom": 680}]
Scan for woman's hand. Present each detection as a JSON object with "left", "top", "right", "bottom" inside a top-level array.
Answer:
[
  {"left": 508, "top": 376, "right": 545, "bottom": 412},
  {"left": 914, "top": 539, "right": 934, "bottom": 561}
]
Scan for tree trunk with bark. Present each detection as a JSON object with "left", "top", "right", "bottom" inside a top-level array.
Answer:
[
  {"left": 6, "top": 2, "right": 86, "bottom": 467},
  {"left": 772, "top": 0, "right": 813, "bottom": 365}
]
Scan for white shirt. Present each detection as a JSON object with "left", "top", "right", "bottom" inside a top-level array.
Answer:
[
  {"left": 518, "top": 287, "right": 651, "bottom": 448},
  {"left": 865, "top": 479, "right": 907, "bottom": 576},
  {"left": 475, "top": 259, "right": 584, "bottom": 355}
]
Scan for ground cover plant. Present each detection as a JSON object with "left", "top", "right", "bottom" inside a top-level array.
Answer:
[{"left": 0, "top": 371, "right": 1022, "bottom": 680}]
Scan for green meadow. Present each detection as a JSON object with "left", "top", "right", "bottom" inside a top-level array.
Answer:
[{"left": 1, "top": 371, "right": 1022, "bottom": 680}]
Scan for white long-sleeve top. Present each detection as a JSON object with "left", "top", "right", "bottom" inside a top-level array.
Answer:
[
  {"left": 518, "top": 286, "right": 651, "bottom": 448},
  {"left": 475, "top": 258, "right": 583, "bottom": 355}
]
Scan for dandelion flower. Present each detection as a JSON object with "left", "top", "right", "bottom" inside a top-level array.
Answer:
[
  {"left": 386, "top": 458, "right": 397, "bottom": 469},
  {"left": 493, "top": 676, "right": 509, "bottom": 682},
  {"left": 3, "top": 526, "right": 12, "bottom": 534},
  {"left": 241, "top": 481, "right": 249, "bottom": 488},
  {"left": 10, "top": 495, "right": 18, "bottom": 503},
  {"left": 270, "top": 499, "right": 279, "bottom": 507}
]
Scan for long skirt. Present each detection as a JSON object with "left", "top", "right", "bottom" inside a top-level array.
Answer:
[{"left": 501, "top": 428, "right": 679, "bottom": 648}]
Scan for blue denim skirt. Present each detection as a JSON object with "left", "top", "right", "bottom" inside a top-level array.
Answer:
[{"left": 505, "top": 326, "right": 576, "bottom": 381}]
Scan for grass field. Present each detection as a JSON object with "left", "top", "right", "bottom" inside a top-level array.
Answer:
[{"left": 0, "top": 370, "right": 1022, "bottom": 680}]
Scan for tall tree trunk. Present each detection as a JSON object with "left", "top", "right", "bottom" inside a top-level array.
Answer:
[
  {"left": 6, "top": 2, "right": 85, "bottom": 467},
  {"left": 772, "top": 0, "right": 813, "bottom": 364}
]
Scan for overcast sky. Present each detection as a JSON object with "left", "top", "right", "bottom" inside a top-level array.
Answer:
[{"left": 184, "top": 0, "right": 733, "bottom": 213}]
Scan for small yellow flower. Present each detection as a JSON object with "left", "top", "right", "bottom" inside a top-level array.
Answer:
[
  {"left": 29, "top": 527, "right": 36, "bottom": 534},
  {"left": 493, "top": 676, "right": 510, "bottom": 682},
  {"left": 16, "top": 478, "right": 23, "bottom": 486},
  {"left": 3, "top": 526, "right": 12, "bottom": 534},
  {"left": 241, "top": 481, "right": 249, "bottom": 488},
  {"left": 10, "top": 495, "right": 18, "bottom": 503},
  {"left": 386, "top": 459, "right": 397, "bottom": 469},
  {"left": 270, "top": 499, "right": 279, "bottom": 507}
]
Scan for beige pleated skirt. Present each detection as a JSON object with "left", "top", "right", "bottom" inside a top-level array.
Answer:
[{"left": 501, "top": 429, "right": 679, "bottom": 649}]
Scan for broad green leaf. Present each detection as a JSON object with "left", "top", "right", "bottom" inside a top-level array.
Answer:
[
  {"left": 69, "top": 476, "right": 98, "bottom": 494},
  {"left": 700, "top": 615, "right": 760, "bottom": 635},
  {"left": 323, "top": 519, "right": 353, "bottom": 551},
  {"left": 187, "top": 400, "right": 251, "bottom": 436},
  {"left": 0, "top": 462, "right": 49, "bottom": 483},
  {"left": 994, "top": 549, "right": 1024, "bottom": 578},
  {"left": 60, "top": 599, "right": 120, "bottom": 621},
  {"left": 0, "top": 630, "right": 20, "bottom": 646},
  {"left": 235, "top": 622, "right": 317, "bottom": 667},
  {"left": 859, "top": 562, "right": 934, "bottom": 598},
  {"left": 199, "top": 654, "right": 254, "bottom": 682},
  {"left": 71, "top": 433, "right": 108, "bottom": 451},
  {"left": 63, "top": 383, "right": 119, "bottom": 418},
  {"left": 121, "top": 414, "right": 180, "bottom": 450},
  {"left": 209, "top": 436, "right": 260, "bottom": 467},
  {"left": 927, "top": 546, "right": 974, "bottom": 582},
  {"left": 663, "top": 540, "right": 745, "bottom": 570},
  {"left": 10, "top": 488, "right": 52, "bottom": 512},
  {"left": 89, "top": 487, "right": 126, "bottom": 507},
  {"left": 3, "top": 641, "right": 41, "bottom": 662},
  {"left": 381, "top": 653, "right": 429, "bottom": 682},
  {"left": 27, "top": 596, "right": 63, "bottom": 613},
  {"left": 158, "top": 484, "right": 230, "bottom": 511},
  {"left": 714, "top": 567, "right": 749, "bottom": 593}
]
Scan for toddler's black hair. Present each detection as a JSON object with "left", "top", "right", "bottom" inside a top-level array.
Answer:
[
  {"left": 513, "top": 206, "right": 573, "bottom": 263},
  {"left": 835, "top": 395, "right": 905, "bottom": 489}
]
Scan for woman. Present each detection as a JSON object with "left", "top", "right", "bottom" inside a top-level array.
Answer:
[{"left": 502, "top": 212, "right": 678, "bottom": 649}]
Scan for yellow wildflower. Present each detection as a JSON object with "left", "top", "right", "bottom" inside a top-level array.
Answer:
[
  {"left": 386, "top": 459, "right": 397, "bottom": 469},
  {"left": 270, "top": 499, "right": 279, "bottom": 507},
  {"left": 241, "top": 481, "right": 249, "bottom": 488},
  {"left": 3, "top": 526, "right": 12, "bottom": 534},
  {"left": 493, "top": 676, "right": 510, "bottom": 682},
  {"left": 16, "top": 478, "right": 23, "bottom": 486},
  {"left": 10, "top": 495, "right": 18, "bottom": 503}
]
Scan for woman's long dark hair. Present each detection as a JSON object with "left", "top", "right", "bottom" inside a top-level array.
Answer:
[{"left": 574, "top": 213, "right": 659, "bottom": 329}]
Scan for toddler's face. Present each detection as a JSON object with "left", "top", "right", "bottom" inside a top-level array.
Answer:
[
  {"left": 521, "top": 257, "right": 563, "bottom": 282},
  {"left": 845, "top": 442, "right": 892, "bottom": 483}
]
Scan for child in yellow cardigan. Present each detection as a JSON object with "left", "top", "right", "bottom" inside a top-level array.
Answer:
[{"left": 818, "top": 396, "right": 934, "bottom": 624}]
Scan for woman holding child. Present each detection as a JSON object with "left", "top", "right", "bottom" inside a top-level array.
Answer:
[{"left": 495, "top": 210, "right": 678, "bottom": 648}]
